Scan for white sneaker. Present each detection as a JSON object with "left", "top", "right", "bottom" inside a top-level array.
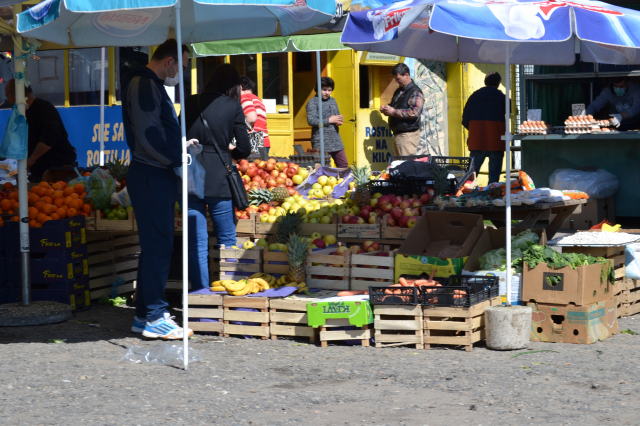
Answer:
[{"left": 142, "top": 313, "right": 194, "bottom": 340}]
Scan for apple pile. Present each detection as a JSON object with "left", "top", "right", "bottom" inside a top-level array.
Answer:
[
  {"left": 344, "top": 192, "right": 431, "bottom": 229},
  {"left": 237, "top": 158, "right": 309, "bottom": 194}
]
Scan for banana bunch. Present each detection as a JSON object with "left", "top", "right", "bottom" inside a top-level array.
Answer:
[
  {"left": 210, "top": 277, "right": 270, "bottom": 296},
  {"left": 249, "top": 273, "right": 276, "bottom": 288},
  {"left": 274, "top": 275, "right": 308, "bottom": 293}
]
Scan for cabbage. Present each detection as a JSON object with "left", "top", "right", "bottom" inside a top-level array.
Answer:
[{"left": 478, "top": 230, "right": 539, "bottom": 273}]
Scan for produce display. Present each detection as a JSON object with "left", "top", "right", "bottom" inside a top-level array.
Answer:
[
  {"left": 364, "top": 192, "right": 429, "bottom": 228},
  {"left": 523, "top": 245, "right": 615, "bottom": 284},
  {"left": 548, "top": 232, "right": 639, "bottom": 246},
  {"left": 307, "top": 175, "right": 345, "bottom": 198},
  {"left": 238, "top": 158, "right": 307, "bottom": 193},
  {"left": 478, "top": 229, "right": 540, "bottom": 273}
]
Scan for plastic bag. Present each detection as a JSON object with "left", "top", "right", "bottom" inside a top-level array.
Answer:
[
  {"left": 549, "top": 168, "right": 619, "bottom": 199},
  {"left": 120, "top": 343, "right": 202, "bottom": 366},
  {"left": 625, "top": 243, "right": 640, "bottom": 280},
  {"left": 0, "top": 105, "right": 28, "bottom": 160},
  {"left": 175, "top": 145, "right": 205, "bottom": 199},
  {"left": 85, "top": 168, "right": 116, "bottom": 211},
  {"left": 111, "top": 186, "right": 131, "bottom": 207}
]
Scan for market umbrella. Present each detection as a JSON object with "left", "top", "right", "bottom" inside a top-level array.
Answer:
[
  {"left": 191, "top": 32, "right": 350, "bottom": 164},
  {"left": 16, "top": 0, "right": 336, "bottom": 370},
  {"left": 340, "top": 0, "right": 640, "bottom": 305}
]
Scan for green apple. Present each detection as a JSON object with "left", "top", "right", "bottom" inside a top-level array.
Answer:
[
  {"left": 373, "top": 192, "right": 383, "bottom": 199},
  {"left": 260, "top": 214, "right": 269, "bottom": 223},
  {"left": 292, "top": 175, "right": 304, "bottom": 185},
  {"left": 310, "top": 232, "right": 322, "bottom": 240},
  {"left": 281, "top": 202, "right": 291, "bottom": 211},
  {"left": 312, "top": 183, "right": 322, "bottom": 190},
  {"left": 256, "top": 238, "right": 268, "bottom": 247},
  {"left": 243, "top": 241, "right": 255, "bottom": 250},
  {"left": 351, "top": 206, "right": 361, "bottom": 214},
  {"left": 322, "top": 186, "right": 333, "bottom": 195},
  {"left": 309, "top": 218, "right": 319, "bottom": 224},
  {"left": 320, "top": 215, "right": 332, "bottom": 224},
  {"left": 333, "top": 199, "right": 343, "bottom": 206},
  {"left": 308, "top": 211, "right": 319, "bottom": 219},
  {"left": 268, "top": 215, "right": 277, "bottom": 223},
  {"left": 268, "top": 243, "right": 281, "bottom": 251},
  {"left": 321, "top": 202, "right": 330, "bottom": 208},
  {"left": 297, "top": 168, "right": 310, "bottom": 179},
  {"left": 285, "top": 196, "right": 296, "bottom": 204},
  {"left": 317, "top": 176, "right": 328, "bottom": 186},
  {"left": 328, "top": 176, "right": 337, "bottom": 186},
  {"left": 323, "top": 235, "right": 337, "bottom": 245},
  {"left": 116, "top": 210, "right": 128, "bottom": 220}
]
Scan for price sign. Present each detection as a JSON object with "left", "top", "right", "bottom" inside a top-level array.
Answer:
[
  {"left": 527, "top": 109, "right": 542, "bottom": 121},
  {"left": 572, "top": 104, "right": 586, "bottom": 116}
]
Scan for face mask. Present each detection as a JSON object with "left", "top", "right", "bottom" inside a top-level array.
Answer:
[
  {"left": 164, "top": 63, "right": 180, "bottom": 87},
  {"left": 614, "top": 86, "right": 627, "bottom": 97}
]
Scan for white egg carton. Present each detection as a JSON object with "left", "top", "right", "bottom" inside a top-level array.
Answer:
[{"left": 519, "top": 120, "right": 548, "bottom": 135}]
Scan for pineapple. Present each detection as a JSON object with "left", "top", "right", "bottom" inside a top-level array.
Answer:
[
  {"left": 271, "top": 187, "right": 289, "bottom": 204},
  {"left": 350, "top": 163, "right": 372, "bottom": 208},
  {"left": 433, "top": 165, "right": 452, "bottom": 197},
  {"left": 105, "top": 158, "right": 129, "bottom": 185},
  {"left": 286, "top": 233, "right": 310, "bottom": 284},
  {"left": 274, "top": 212, "right": 302, "bottom": 244},
  {"left": 248, "top": 188, "right": 273, "bottom": 206}
]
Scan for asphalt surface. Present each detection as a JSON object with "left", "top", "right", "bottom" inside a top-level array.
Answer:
[{"left": 0, "top": 297, "right": 639, "bottom": 426}]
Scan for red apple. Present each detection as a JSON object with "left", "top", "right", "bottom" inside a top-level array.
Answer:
[
  {"left": 312, "top": 239, "right": 326, "bottom": 249},
  {"left": 349, "top": 216, "right": 360, "bottom": 224},
  {"left": 391, "top": 197, "right": 402, "bottom": 207},
  {"left": 276, "top": 183, "right": 286, "bottom": 188},
  {"left": 386, "top": 216, "right": 396, "bottom": 227},
  {"left": 410, "top": 208, "right": 420, "bottom": 217},
  {"left": 253, "top": 159, "right": 261, "bottom": 165},
  {"left": 267, "top": 158, "right": 276, "bottom": 164},
  {"left": 266, "top": 179, "right": 277, "bottom": 188},
  {"left": 398, "top": 216, "right": 410, "bottom": 227},
  {"left": 258, "top": 161, "right": 267, "bottom": 170},
  {"left": 285, "top": 168, "right": 296, "bottom": 178},
  {"left": 370, "top": 198, "right": 379, "bottom": 207},
  {"left": 278, "top": 172, "right": 288, "bottom": 180},
  {"left": 377, "top": 195, "right": 391, "bottom": 207},
  {"left": 420, "top": 193, "right": 431, "bottom": 204},
  {"left": 387, "top": 193, "right": 396, "bottom": 200},
  {"left": 335, "top": 246, "right": 349, "bottom": 256},
  {"left": 376, "top": 252, "right": 390, "bottom": 257},
  {"left": 244, "top": 184, "right": 251, "bottom": 191},
  {"left": 399, "top": 200, "right": 411, "bottom": 210},
  {"left": 363, "top": 241, "right": 380, "bottom": 252},
  {"left": 390, "top": 207, "right": 404, "bottom": 221},
  {"left": 350, "top": 246, "right": 362, "bottom": 255},
  {"left": 252, "top": 175, "right": 262, "bottom": 183},
  {"left": 359, "top": 210, "right": 370, "bottom": 221},
  {"left": 403, "top": 208, "right": 414, "bottom": 217},
  {"left": 246, "top": 167, "right": 258, "bottom": 178},
  {"left": 242, "top": 175, "right": 251, "bottom": 185},
  {"left": 276, "top": 177, "right": 286, "bottom": 184},
  {"left": 362, "top": 241, "right": 375, "bottom": 251},
  {"left": 265, "top": 162, "right": 275, "bottom": 172},
  {"left": 260, "top": 171, "right": 270, "bottom": 180},
  {"left": 275, "top": 162, "right": 286, "bottom": 172},
  {"left": 412, "top": 200, "right": 423, "bottom": 208},
  {"left": 380, "top": 202, "right": 393, "bottom": 212},
  {"left": 288, "top": 188, "right": 296, "bottom": 196},
  {"left": 238, "top": 162, "right": 249, "bottom": 174},
  {"left": 287, "top": 163, "right": 299, "bottom": 173},
  {"left": 361, "top": 205, "right": 373, "bottom": 213},
  {"left": 285, "top": 178, "right": 294, "bottom": 187},
  {"left": 342, "top": 214, "right": 352, "bottom": 224},
  {"left": 270, "top": 170, "right": 279, "bottom": 178},
  {"left": 373, "top": 208, "right": 382, "bottom": 215},
  {"left": 407, "top": 217, "right": 418, "bottom": 228},
  {"left": 259, "top": 182, "right": 267, "bottom": 189}
]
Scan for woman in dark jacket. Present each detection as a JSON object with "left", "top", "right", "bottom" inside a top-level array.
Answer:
[{"left": 182, "top": 63, "right": 251, "bottom": 290}]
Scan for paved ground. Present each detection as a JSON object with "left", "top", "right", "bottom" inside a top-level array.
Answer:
[{"left": 0, "top": 297, "right": 639, "bottom": 426}]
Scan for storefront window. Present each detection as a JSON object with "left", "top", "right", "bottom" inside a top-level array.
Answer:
[
  {"left": 69, "top": 48, "right": 109, "bottom": 106},
  {"left": 262, "top": 53, "right": 289, "bottom": 110},
  {"left": 26, "top": 50, "right": 65, "bottom": 106},
  {"left": 230, "top": 54, "right": 258, "bottom": 97},
  {"left": 115, "top": 47, "right": 150, "bottom": 102}
]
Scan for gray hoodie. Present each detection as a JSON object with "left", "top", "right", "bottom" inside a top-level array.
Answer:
[{"left": 586, "top": 82, "right": 640, "bottom": 120}]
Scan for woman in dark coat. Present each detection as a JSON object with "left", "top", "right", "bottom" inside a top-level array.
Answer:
[{"left": 182, "top": 63, "right": 251, "bottom": 290}]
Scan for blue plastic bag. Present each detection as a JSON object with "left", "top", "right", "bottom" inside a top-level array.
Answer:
[
  {"left": 0, "top": 105, "right": 28, "bottom": 160},
  {"left": 175, "top": 145, "right": 205, "bottom": 199},
  {"left": 625, "top": 243, "right": 640, "bottom": 280}
]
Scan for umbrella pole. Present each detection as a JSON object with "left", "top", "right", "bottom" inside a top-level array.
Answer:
[
  {"left": 14, "top": 36, "right": 30, "bottom": 305},
  {"left": 505, "top": 43, "right": 512, "bottom": 306},
  {"left": 99, "top": 47, "right": 105, "bottom": 166},
  {"left": 175, "top": 0, "right": 190, "bottom": 370},
  {"left": 315, "top": 51, "right": 325, "bottom": 167}
]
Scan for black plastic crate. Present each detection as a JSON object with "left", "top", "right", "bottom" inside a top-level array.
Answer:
[
  {"left": 368, "top": 178, "right": 413, "bottom": 196},
  {"left": 419, "top": 275, "right": 499, "bottom": 308},
  {"left": 429, "top": 157, "right": 474, "bottom": 184},
  {"left": 387, "top": 155, "right": 431, "bottom": 168},
  {"left": 369, "top": 286, "right": 418, "bottom": 305}
]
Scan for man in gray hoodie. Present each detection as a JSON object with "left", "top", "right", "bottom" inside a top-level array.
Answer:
[
  {"left": 121, "top": 39, "right": 192, "bottom": 340},
  {"left": 586, "top": 77, "right": 640, "bottom": 131}
]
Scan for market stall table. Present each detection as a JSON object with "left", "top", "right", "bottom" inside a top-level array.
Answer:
[
  {"left": 422, "top": 199, "right": 587, "bottom": 239},
  {"left": 513, "top": 133, "right": 640, "bottom": 218}
]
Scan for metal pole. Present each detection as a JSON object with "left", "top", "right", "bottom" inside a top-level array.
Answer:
[
  {"left": 99, "top": 47, "right": 105, "bottom": 166},
  {"left": 505, "top": 43, "right": 512, "bottom": 307},
  {"left": 175, "top": 0, "right": 190, "bottom": 370},
  {"left": 13, "top": 36, "right": 30, "bottom": 305},
  {"left": 315, "top": 50, "right": 325, "bottom": 167}
]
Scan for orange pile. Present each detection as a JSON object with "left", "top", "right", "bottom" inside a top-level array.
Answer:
[{"left": 0, "top": 181, "right": 93, "bottom": 228}]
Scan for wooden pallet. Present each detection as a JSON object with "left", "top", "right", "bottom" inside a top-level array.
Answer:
[
  {"left": 423, "top": 296, "right": 502, "bottom": 352},
  {"left": 86, "top": 232, "right": 140, "bottom": 300},
  {"left": 188, "top": 293, "right": 224, "bottom": 335},
  {"left": 319, "top": 318, "right": 371, "bottom": 348},
  {"left": 223, "top": 296, "right": 270, "bottom": 339},
  {"left": 306, "top": 247, "right": 350, "bottom": 290},
  {"left": 210, "top": 246, "right": 263, "bottom": 277},
  {"left": 350, "top": 248, "right": 394, "bottom": 291},
  {"left": 373, "top": 304, "right": 423, "bottom": 349},
  {"left": 269, "top": 298, "right": 316, "bottom": 342}
]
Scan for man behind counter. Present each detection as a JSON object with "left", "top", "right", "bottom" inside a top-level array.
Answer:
[
  {"left": 4, "top": 78, "right": 76, "bottom": 181},
  {"left": 586, "top": 77, "right": 640, "bottom": 131}
]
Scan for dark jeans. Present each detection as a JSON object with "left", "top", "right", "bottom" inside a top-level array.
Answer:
[
  {"left": 187, "top": 195, "right": 236, "bottom": 290},
  {"left": 470, "top": 150, "right": 504, "bottom": 184},
  {"left": 330, "top": 149, "right": 349, "bottom": 168},
  {"left": 127, "top": 161, "right": 178, "bottom": 321}
]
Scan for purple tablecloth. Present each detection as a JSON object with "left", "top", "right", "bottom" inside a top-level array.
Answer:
[{"left": 190, "top": 287, "right": 299, "bottom": 298}]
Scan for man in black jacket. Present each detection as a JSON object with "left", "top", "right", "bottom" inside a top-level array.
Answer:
[
  {"left": 4, "top": 79, "right": 76, "bottom": 182},
  {"left": 121, "top": 39, "right": 193, "bottom": 340},
  {"left": 380, "top": 63, "right": 424, "bottom": 156}
]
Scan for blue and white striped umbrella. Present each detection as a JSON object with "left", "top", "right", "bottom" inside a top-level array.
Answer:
[{"left": 17, "top": 0, "right": 337, "bottom": 46}]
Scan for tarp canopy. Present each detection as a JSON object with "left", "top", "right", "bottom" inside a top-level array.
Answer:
[{"left": 191, "top": 32, "right": 349, "bottom": 56}]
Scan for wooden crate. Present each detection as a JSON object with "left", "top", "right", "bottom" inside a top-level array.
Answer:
[
  {"left": 319, "top": 318, "right": 371, "bottom": 348},
  {"left": 337, "top": 216, "right": 380, "bottom": 240},
  {"left": 263, "top": 248, "right": 289, "bottom": 276},
  {"left": 380, "top": 216, "right": 411, "bottom": 240},
  {"left": 618, "top": 279, "right": 640, "bottom": 317},
  {"left": 270, "top": 298, "right": 316, "bottom": 342},
  {"left": 86, "top": 232, "right": 140, "bottom": 300},
  {"left": 95, "top": 210, "right": 136, "bottom": 232},
  {"left": 298, "top": 218, "right": 338, "bottom": 238},
  {"left": 306, "top": 247, "right": 350, "bottom": 290},
  {"left": 223, "top": 296, "right": 270, "bottom": 339},
  {"left": 175, "top": 212, "right": 213, "bottom": 232},
  {"left": 210, "top": 245, "right": 263, "bottom": 277},
  {"left": 350, "top": 248, "right": 394, "bottom": 291},
  {"left": 373, "top": 304, "right": 423, "bottom": 349},
  {"left": 423, "top": 296, "right": 502, "bottom": 352},
  {"left": 188, "top": 293, "right": 224, "bottom": 335}
]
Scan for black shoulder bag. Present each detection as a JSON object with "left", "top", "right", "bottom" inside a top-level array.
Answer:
[{"left": 197, "top": 95, "right": 249, "bottom": 211}]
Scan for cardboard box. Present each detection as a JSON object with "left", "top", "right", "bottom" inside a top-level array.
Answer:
[
  {"left": 395, "top": 211, "right": 484, "bottom": 280},
  {"left": 462, "top": 228, "right": 547, "bottom": 305},
  {"left": 0, "top": 256, "right": 5, "bottom": 286},
  {"left": 3, "top": 216, "right": 86, "bottom": 253},
  {"left": 551, "top": 196, "right": 615, "bottom": 230},
  {"left": 7, "top": 245, "right": 89, "bottom": 285},
  {"left": 529, "top": 298, "right": 618, "bottom": 344},
  {"left": 7, "top": 277, "right": 90, "bottom": 312},
  {"left": 522, "top": 262, "right": 611, "bottom": 306},
  {"left": 307, "top": 295, "right": 372, "bottom": 328}
]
